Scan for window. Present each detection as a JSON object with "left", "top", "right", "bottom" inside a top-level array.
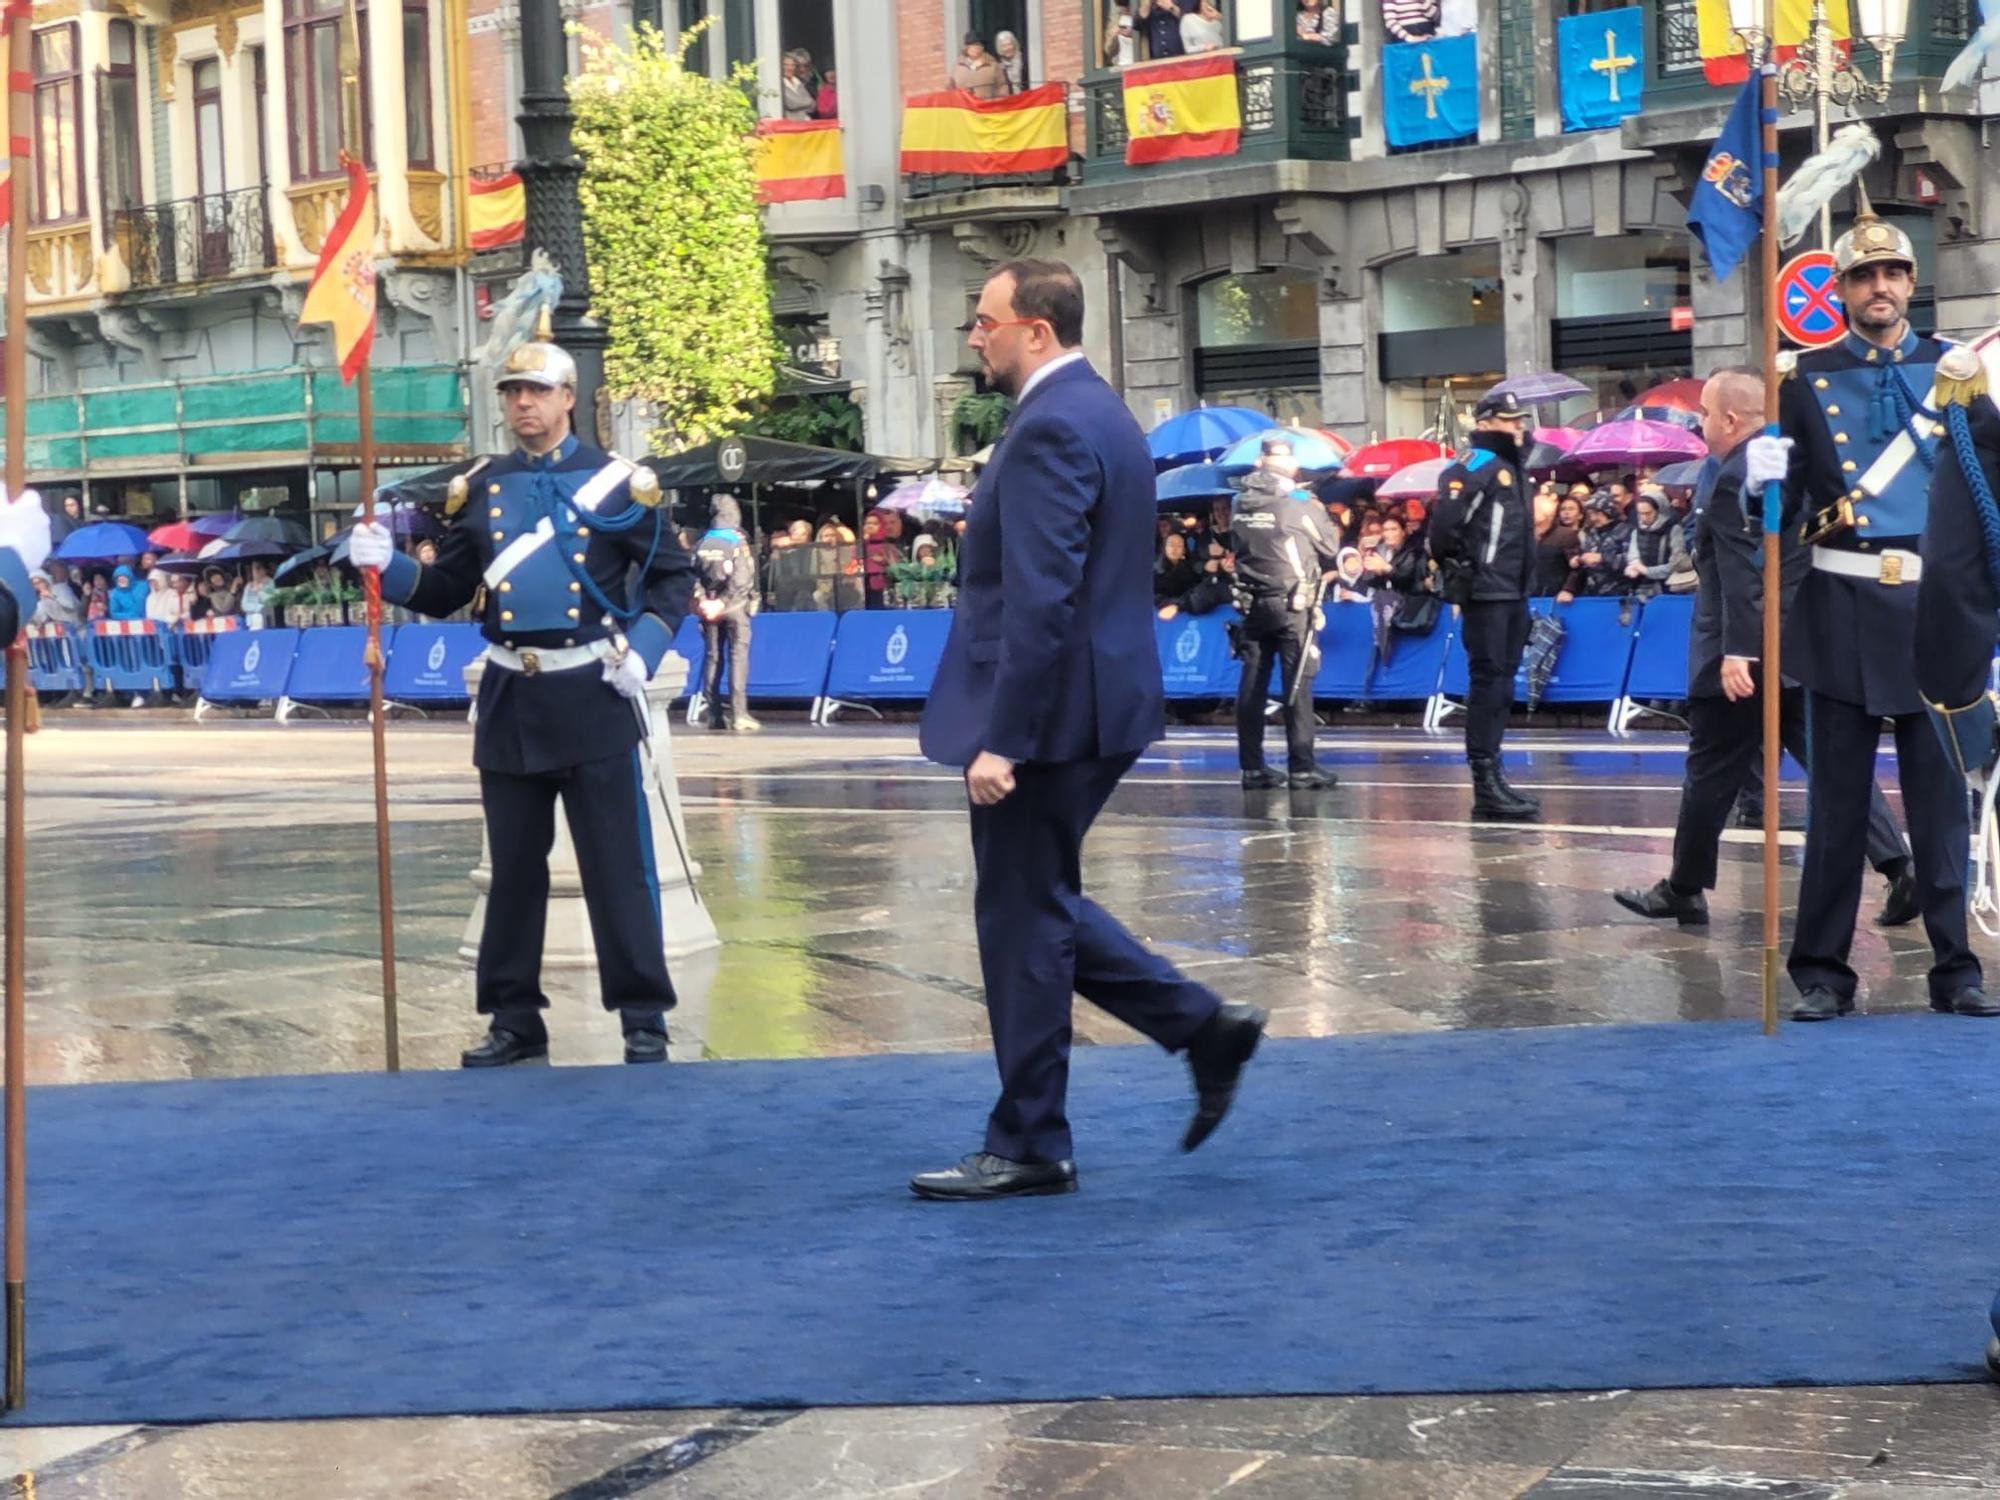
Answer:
[
  {"left": 32, "top": 24, "right": 81, "bottom": 224},
  {"left": 1656, "top": 0, "right": 1701, "bottom": 74},
  {"left": 677, "top": 0, "right": 709, "bottom": 75},
  {"left": 193, "top": 58, "right": 225, "bottom": 197},
  {"left": 99, "top": 20, "right": 144, "bottom": 215},
  {"left": 285, "top": 0, "right": 371, "bottom": 180},
  {"left": 403, "top": 1, "right": 432, "bottom": 167},
  {"left": 249, "top": 45, "right": 270, "bottom": 184}
]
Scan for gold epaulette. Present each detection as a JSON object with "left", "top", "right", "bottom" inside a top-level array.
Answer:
[
  {"left": 444, "top": 457, "right": 492, "bottom": 518},
  {"left": 627, "top": 461, "right": 662, "bottom": 509},
  {"left": 1936, "top": 344, "right": 1988, "bottom": 410}
]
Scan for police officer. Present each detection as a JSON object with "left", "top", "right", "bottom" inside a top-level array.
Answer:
[
  {"left": 1750, "top": 210, "right": 1993, "bottom": 1020},
  {"left": 1229, "top": 434, "right": 1342, "bottom": 789},
  {"left": 692, "top": 494, "right": 759, "bottom": 733},
  {"left": 349, "top": 319, "right": 699, "bottom": 1065},
  {"left": 1430, "top": 393, "right": 1538, "bottom": 821}
]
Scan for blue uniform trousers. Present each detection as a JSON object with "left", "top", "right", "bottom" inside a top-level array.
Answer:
[
  {"left": 970, "top": 752, "right": 1221, "bottom": 1164},
  {"left": 477, "top": 749, "right": 676, "bottom": 1037}
]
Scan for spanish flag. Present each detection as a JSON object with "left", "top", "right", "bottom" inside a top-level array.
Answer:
[
  {"left": 1122, "top": 53, "right": 1241, "bottom": 166},
  {"left": 1697, "top": 0, "right": 1848, "bottom": 85},
  {"left": 899, "top": 83, "right": 1068, "bottom": 176},
  {"left": 297, "top": 154, "right": 376, "bottom": 384},
  {"left": 467, "top": 170, "right": 524, "bottom": 252},
  {"left": 753, "top": 120, "right": 845, "bottom": 203}
]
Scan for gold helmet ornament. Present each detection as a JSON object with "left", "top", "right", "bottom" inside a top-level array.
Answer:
[
  {"left": 497, "top": 305, "right": 578, "bottom": 391},
  {"left": 1832, "top": 184, "right": 1915, "bottom": 277}
]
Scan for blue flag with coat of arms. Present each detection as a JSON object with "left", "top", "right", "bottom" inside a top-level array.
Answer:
[
  {"left": 1683, "top": 73, "right": 1764, "bottom": 282},
  {"left": 1558, "top": 6, "right": 1644, "bottom": 132},
  {"left": 1382, "top": 34, "right": 1478, "bottom": 149}
]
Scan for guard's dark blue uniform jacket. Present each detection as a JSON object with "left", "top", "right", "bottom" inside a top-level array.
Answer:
[
  {"left": 1917, "top": 370, "right": 2000, "bottom": 711},
  {"left": 378, "top": 435, "right": 695, "bottom": 774},
  {"left": 1781, "top": 327, "right": 1947, "bottom": 716}
]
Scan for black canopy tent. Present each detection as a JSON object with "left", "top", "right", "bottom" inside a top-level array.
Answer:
[{"left": 641, "top": 437, "right": 938, "bottom": 552}]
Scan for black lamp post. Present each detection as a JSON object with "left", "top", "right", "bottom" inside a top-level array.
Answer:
[{"left": 515, "top": 0, "right": 606, "bottom": 439}]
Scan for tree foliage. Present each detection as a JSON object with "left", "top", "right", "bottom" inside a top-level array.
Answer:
[
  {"left": 951, "top": 391, "right": 1013, "bottom": 452},
  {"left": 741, "top": 391, "right": 865, "bottom": 451},
  {"left": 571, "top": 26, "right": 775, "bottom": 451}
]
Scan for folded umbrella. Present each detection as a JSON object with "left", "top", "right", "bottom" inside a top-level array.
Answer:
[{"left": 1146, "top": 406, "right": 1272, "bottom": 468}]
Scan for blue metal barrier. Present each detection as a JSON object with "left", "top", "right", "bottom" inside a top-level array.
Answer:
[
  {"left": 667, "top": 617, "right": 704, "bottom": 702},
  {"left": 383, "top": 624, "right": 486, "bottom": 705},
  {"left": 173, "top": 619, "right": 242, "bottom": 694},
  {"left": 195, "top": 628, "right": 300, "bottom": 718},
  {"left": 24, "top": 624, "right": 85, "bottom": 693},
  {"left": 1367, "top": 613, "right": 1455, "bottom": 703},
  {"left": 1156, "top": 609, "right": 1243, "bottom": 700},
  {"left": 688, "top": 611, "right": 839, "bottom": 723},
  {"left": 1312, "top": 602, "right": 1377, "bottom": 700},
  {"left": 85, "top": 621, "right": 176, "bottom": 697},
  {"left": 278, "top": 626, "right": 394, "bottom": 721},
  {"left": 1434, "top": 597, "right": 1644, "bottom": 731},
  {"left": 820, "top": 610, "right": 952, "bottom": 721},
  {"left": 1611, "top": 592, "right": 1694, "bottom": 734}
]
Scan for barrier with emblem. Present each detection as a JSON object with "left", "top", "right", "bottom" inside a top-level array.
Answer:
[
  {"left": 194, "top": 628, "right": 301, "bottom": 719},
  {"left": 382, "top": 624, "right": 486, "bottom": 708},
  {"left": 820, "top": 611, "right": 953, "bottom": 723}
]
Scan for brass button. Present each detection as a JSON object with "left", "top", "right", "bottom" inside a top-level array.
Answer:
[
  {"left": 1814, "top": 378, "right": 1829, "bottom": 389},
  {"left": 500, "top": 610, "right": 515, "bottom": 622},
  {"left": 1851, "top": 488, "right": 1864, "bottom": 499},
  {"left": 566, "top": 607, "right": 579, "bottom": 620},
  {"left": 1856, "top": 515, "right": 1872, "bottom": 526},
  {"left": 1826, "top": 405, "right": 1840, "bottom": 416},
  {"left": 489, "top": 506, "right": 502, "bottom": 518},
  {"left": 569, "top": 581, "right": 581, "bottom": 593},
  {"left": 1834, "top": 432, "right": 1848, "bottom": 444},
  {"left": 492, "top": 530, "right": 504, "bottom": 541},
  {"left": 565, "top": 637, "right": 576, "bottom": 647},
  {"left": 573, "top": 552, "right": 585, "bottom": 564},
  {"left": 576, "top": 525, "right": 590, "bottom": 537},
  {"left": 488, "top": 483, "right": 501, "bottom": 494},
  {"left": 1842, "top": 461, "right": 1856, "bottom": 472},
  {"left": 499, "top": 582, "right": 512, "bottom": 593}
]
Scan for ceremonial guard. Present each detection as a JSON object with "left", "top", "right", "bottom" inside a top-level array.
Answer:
[
  {"left": 1430, "top": 393, "right": 1539, "bottom": 821},
  {"left": 349, "top": 318, "right": 698, "bottom": 1065},
  {"left": 1228, "top": 434, "right": 1342, "bottom": 790},
  {"left": 1755, "top": 211, "right": 1992, "bottom": 1020}
]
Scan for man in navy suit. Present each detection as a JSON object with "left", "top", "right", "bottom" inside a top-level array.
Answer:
[{"left": 910, "top": 259, "right": 1267, "bottom": 1202}]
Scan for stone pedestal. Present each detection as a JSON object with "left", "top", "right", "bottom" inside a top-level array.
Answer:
[{"left": 457, "top": 650, "right": 721, "bottom": 981}]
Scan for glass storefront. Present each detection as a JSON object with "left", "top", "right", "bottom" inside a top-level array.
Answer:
[
  {"left": 1379, "top": 249, "right": 1504, "bottom": 439},
  {"left": 1191, "top": 268, "right": 1321, "bottom": 424},
  {"left": 1550, "top": 235, "right": 1692, "bottom": 415}
]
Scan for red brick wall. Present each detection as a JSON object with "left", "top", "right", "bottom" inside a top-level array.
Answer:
[
  {"left": 901, "top": 0, "right": 947, "bottom": 101},
  {"left": 1039, "top": 0, "right": 1083, "bottom": 86},
  {"left": 466, "top": 1, "right": 511, "bottom": 171}
]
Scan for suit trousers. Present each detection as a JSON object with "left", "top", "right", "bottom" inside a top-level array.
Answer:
[
  {"left": 477, "top": 751, "right": 678, "bottom": 1038},
  {"left": 1787, "top": 690, "right": 1981, "bottom": 1002},
  {"left": 701, "top": 610, "right": 752, "bottom": 722},
  {"left": 969, "top": 753, "right": 1222, "bottom": 1163},
  {"left": 1234, "top": 599, "right": 1317, "bottom": 774},
  {"left": 1460, "top": 599, "right": 1529, "bottom": 762},
  {"left": 1670, "top": 685, "right": 1908, "bottom": 892}
]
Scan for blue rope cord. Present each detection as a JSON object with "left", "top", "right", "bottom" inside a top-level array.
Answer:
[
  {"left": 524, "top": 453, "right": 660, "bottom": 626},
  {"left": 1945, "top": 400, "right": 2000, "bottom": 603}
]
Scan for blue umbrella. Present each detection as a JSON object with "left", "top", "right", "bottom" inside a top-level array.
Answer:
[
  {"left": 1653, "top": 459, "right": 1707, "bottom": 489},
  {"left": 1217, "top": 428, "right": 1348, "bottom": 477},
  {"left": 53, "top": 521, "right": 151, "bottom": 561},
  {"left": 1155, "top": 462, "right": 1238, "bottom": 509},
  {"left": 1146, "top": 406, "right": 1272, "bottom": 467}
]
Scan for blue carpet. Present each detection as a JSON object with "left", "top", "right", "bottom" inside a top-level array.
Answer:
[{"left": 8, "top": 1015, "right": 1998, "bottom": 1425}]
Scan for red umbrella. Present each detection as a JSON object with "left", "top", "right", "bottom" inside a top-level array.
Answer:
[
  {"left": 1635, "top": 377, "right": 1705, "bottom": 413},
  {"left": 1374, "top": 457, "right": 1455, "bottom": 500},
  {"left": 1311, "top": 428, "right": 1357, "bottom": 460},
  {"left": 148, "top": 521, "right": 203, "bottom": 553},
  {"left": 1563, "top": 418, "right": 1707, "bottom": 472},
  {"left": 1345, "top": 438, "right": 1448, "bottom": 480}
]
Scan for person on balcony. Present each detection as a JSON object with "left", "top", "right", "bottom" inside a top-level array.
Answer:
[
  {"left": 1105, "top": 9, "right": 1140, "bottom": 65},
  {"left": 1296, "top": 0, "right": 1338, "bottom": 43},
  {"left": 1382, "top": 0, "right": 1439, "bottom": 42},
  {"left": 1137, "top": 0, "right": 1186, "bottom": 58},
  {"left": 781, "top": 49, "right": 816, "bottom": 120},
  {"left": 995, "top": 31, "right": 1027, "bottom": 92},
  {"left": 814, "top": 66, "right": 838, "bottom": 120},
  {"left": 1181, "top": 0, "right": 1227, "bottom": 50},
  {"left": 952, "top": 33, "right": 1007, "bottom": 98}
]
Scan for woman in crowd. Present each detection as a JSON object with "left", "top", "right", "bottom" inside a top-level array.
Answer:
[
  {"left": 240, "top": 561, "right": 273, "bottom": 624},
  {"left": 107, "top": 565, "right": 148, "bottom": 621},
  {"left": 1331, "top": 546, "right": 1370, "bottom": 603},
  {"left": 1534, "top": 492, "right": 1581, "bottom": 596},
  {"left": 1154, "top": 531, "right": 1199, "bottom": 618},
  {"left": 200, "top": 565, "right": 239, "bottom": 618},
  {"left": 29, "top": 571, "right": 80, "bottom": 629},
  {"left": 951, "top": 33, "right": 1007, "bottom": 98},
  {"left": 1181, "top": 0, "right": 1227, "bottom": 50},
  {"left": 994, "top": 30, "right": 1027, "bottom": 92},
  {"left": 860, "top": 510, "right": 901, "bottom": 609},
  {"left": 1558, "top": 497, "right": 1626, "bottom": 601},
  {"left": 83, "top": 572, "right": 110, "bottom": 622},
  {"left": 1296, "top": 0, "right": 1339, "bottom": 42},
  {"left": 144, "top": 569, "right": 184, "bottom": 626},
  {"left": 781, "top": 50, "right": 817, "bottom": 120},
  {"left": 1621, "top": 490, "right": 1688, "bottom": 601},
  {"left": 43, "top": 561, "right": 81, "bottom": 618}
]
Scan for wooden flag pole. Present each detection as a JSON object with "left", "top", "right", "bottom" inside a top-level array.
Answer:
[
  {"left": 341, "top": 0, "right": 399, "bottom": 1072},
  {"left": 1758, "top": 3, "right": 1783, "bottom": 1038},
  {"left": 4, "top": 0, "right": 31, "bottom": 1406}
]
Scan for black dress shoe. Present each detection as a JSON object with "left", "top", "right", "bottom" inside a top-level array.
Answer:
[
  {"left": 909, "top": 1152, "right": 1077, "bottom": 1201},
  {"left": 1241, "top": 767, "right": 1286, "bottom": 789},
  {"left": 460, "top": 1026, "right": 549, "bottom": 1068},
  {"left": 1288, "top": 768, "right": 1338, "bottom": 790},
  {"left": 623, "top": 1029, "right": 670, "bottom": 1063},
  {"left": 1931, "top": 986, "right": 2000, "bottom": 1017},
  {"left": 1612, "top": 879, "right": 1709, "bottom": 926},
  {"left": 1734, "top": 800, "right": 1765, "bottom": 830},
  {"left": 1182, "top": 1001, "right": 1268, "bottom": 1152},
  {"left": 1790, "top": 987, "right": 1855, "bottom": 1023},
  {"left": 1875, "top": 871, "right": 1920, "bottom": 928}
]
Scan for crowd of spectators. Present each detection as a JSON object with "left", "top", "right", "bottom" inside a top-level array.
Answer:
[
  {"left": 681, "top": 505, "right": 969, "bottom": 615},
  {"left": 27, "top": 554, "right": 278, "bottom": 632},
  {"left": 1104, "top": 0, "right": 1340, "bottom": 64},
  {"left": 781, "top": 49, "right": 839, "bottom": 120},
  {"left": 1530, "top": 475, "right": 1693, "bottom": 604}
]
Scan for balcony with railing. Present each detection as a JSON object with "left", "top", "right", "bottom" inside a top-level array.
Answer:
[{"left": 112, "top": 189, "right": 275, "bottom": 292}]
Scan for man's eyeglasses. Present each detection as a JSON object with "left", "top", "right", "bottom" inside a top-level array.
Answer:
[{"left": 962, "top": 314, "right": 1048, "bottom": 335}]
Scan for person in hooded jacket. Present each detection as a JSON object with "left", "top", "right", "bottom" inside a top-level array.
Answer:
[
  {"left": 106, "top": 565, "right": 148, "bottom": 621},
  {"left": 1621, "top": 489, "right": 1689, "bottom": 601},
  {"left": 693, "top": 494, "right": 760, "bottom": 732},
  {"left": 1430, "top": 393, "right": 1539, "bottom": 820},
  {"left": 1229, "top": 435, "right": 1343, "bottom": 789}
]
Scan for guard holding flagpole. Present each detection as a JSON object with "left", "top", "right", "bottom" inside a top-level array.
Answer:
[{"left": 349, "top": 311, "right": 696, "bottom": 1066}]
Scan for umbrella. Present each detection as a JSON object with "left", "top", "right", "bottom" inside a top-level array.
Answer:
[
  {"left": 1156, "top": 462, "right": 1238, "bottom": 508},
  {"left": 1483, "top": 372, "right": 1592, "bottom": 408},
  {"left": 189, "top": 511, "right": 243, "bottom": 538},
  {"left": 1635, "top": 377, "right": 1705, "bottom": 413},
  {"left": 1146, "top": 405, "right": 1273, "bottom": 467},
  {"left": 1564, "top": 418, "right": 1707, "bottom": 471},
  {"left": 1217, "top": 427, "right": 1347, "bottom": 476},
  {"left": 1345, "top": 438, "right": 1448, "bottom": 480},
  {"left": 148, "top": 521, "right": 205, "bottom": 553},
  {"left": 1653, "top": 459, "right": 1708, "bottom": 489},
  {"left": 1523, "top": 426, "right": 1585, "bottom": 475},
  {"left": 1309, "top": 428, "right": 1357, "bottom": 460},
  {"left": 147, "top": 552, "right": 209, "bottom": 575},
  {"left": 203, "top": 541, "right": 292, "bottom": 564},
  {"left": 53, "top": 521, "right": 151, "bottom": 561},
  {"left": 1374, "top": 458, "right": 1454, "bottom": 501},
  {"left": 351, "top": 499, "right": 444, "bottom": 538},
  {"left": 877, "top": 476, "right": 969, "bottom": 516},
  {"left": 1523, "top": 612, "right": 1567, "bottom": 712},
  {"left": 274, "top": 543, "right": 334, "bottom": 585},
  {"left": 1613, "top": 402, "right": 1702, "bottom": 433},
  {"left": 221, "top": 515, "right": 312, "bottom": 548}
]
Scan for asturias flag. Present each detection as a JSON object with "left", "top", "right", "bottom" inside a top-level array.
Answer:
[
  {"left": 297, "top": 154, "right": 377, "bottom": 384},
  {"left": 1382, "top": 34, "right": 1478, "bottom": 149},
  {"left": 900, "top": 83, "right": 1068, "bottom": 177},
  {"left": 1122, "top": 54, "right": 1241, "bottom": 166},
  {"left": 1558, "top": 6, "right": 1643, "bottom": 132},
  {"left": 753, "top": 120, "right": 845, "bottom": 203},
  {"left": 1698, "top": 0, "right": 1847, "bottom": 85},
  {"left": 1684, "top": 74, "right": 1763, "bottom": 283}
]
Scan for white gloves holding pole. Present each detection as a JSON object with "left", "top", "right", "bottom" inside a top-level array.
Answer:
[
  {"left": 1744, "top": 435, "right": 1793, "bottom": 492},
  {"left": 348, "top": 521, "right": 395, "bottom": 570}
]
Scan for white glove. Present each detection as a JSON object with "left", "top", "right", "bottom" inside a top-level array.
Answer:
[
  {"left": 604, "top": 648, "right": 651, "bottom": 701},
  {"left": 1743, "top": 435, "right": 1793, "bottom": 491},
  {"left": 348, "top": 521, "right": 395, "bottom": 570},
  {"left": 0, "top": 486, "right": 52, "bottom": 573}
]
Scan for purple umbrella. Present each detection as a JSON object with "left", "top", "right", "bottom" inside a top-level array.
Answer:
[
  {"left": 1563, "top": 418, "right": 1707, "bottom": 473},
  {"left": 1484, "top": 372, "right": 1592, "bottom": 408},
  {"left": 189, "top": 511, "right": 244, "bottom": 538},
  {"left": 1523, "top": 426, "right": 1585, "bottom": 476}
]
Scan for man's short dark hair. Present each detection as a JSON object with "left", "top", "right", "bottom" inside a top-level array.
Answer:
[{"left": 991, "top": 258, "right": 1086, "bottom": 348}]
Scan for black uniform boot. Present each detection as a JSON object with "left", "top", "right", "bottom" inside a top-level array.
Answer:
[{"left": 1470, "top": 757, "right": 1538, "bottom": 821}]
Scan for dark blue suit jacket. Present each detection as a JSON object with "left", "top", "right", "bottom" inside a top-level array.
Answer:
[{"left": 920, "top": 358, "right": 1166, "bottom": 769}]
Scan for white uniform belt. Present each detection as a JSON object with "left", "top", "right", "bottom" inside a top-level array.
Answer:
[
  {"left": 485, "top": 640, "right": 613, "bottom": 675},
  {"left": 1811, "top": 546, "right": 1922, "bottom": 584}
]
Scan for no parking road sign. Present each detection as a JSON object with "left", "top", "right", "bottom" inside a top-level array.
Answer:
[{"left": 1777, "top": 251, "right": 1845, "bottom": 349}]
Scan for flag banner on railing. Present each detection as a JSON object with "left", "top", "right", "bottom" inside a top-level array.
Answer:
[
  {"left": 899, "top": 83, "right": 1068, "bottom": 176},
  {"left": 1697, "top": 0, "right": 1848, "bottom": 85},
  {"left": 1121, "top": 54, "right": 1241, "bottom": 166},
  {"left": 296, "top": 154, "right": 377, "bottom": 384},
  {"left": 1382, "top": 34, "right": 1477, "bottom": 149},
  {"left": 467, "top": 171, "right": 524, "bottom": 251},
  {"left": 753, "top": 120, "right": 846, "bottom": 203},
  {"left": 1558, "top": 6, "right": 1643, "bottom": 132}
]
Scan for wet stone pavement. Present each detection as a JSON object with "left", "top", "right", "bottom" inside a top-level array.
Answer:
[{"left": 2, "top": 718, "right": 1997, "bottom": 1498}]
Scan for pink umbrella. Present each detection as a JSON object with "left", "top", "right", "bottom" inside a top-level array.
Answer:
[
  {"left": 1564, "top": 418, "right": 1706, "bottom": 472},
  {"left": 1374, "top": 457, "right": 1454, "bottom": 500}
]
